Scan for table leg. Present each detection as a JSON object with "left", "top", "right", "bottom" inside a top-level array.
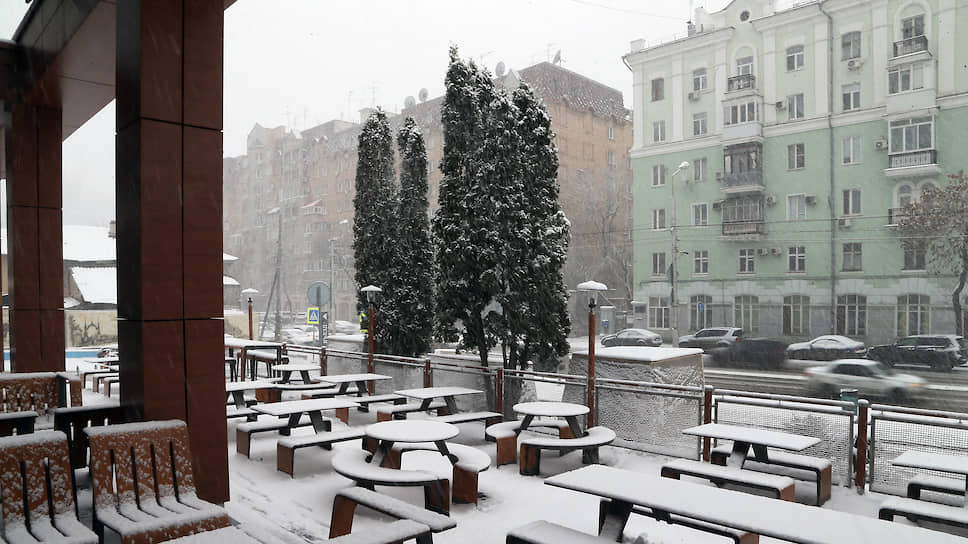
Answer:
[
  {"left": 240, "top": 348, "right": 248, "bottom": 381},
  {"left": 353, "top": 381, "right": 367, "bottom": 396},
  {"left": 598, "top": 499, "right": 633, "bottom": 541},
  {"left": 299, "top": 370, "right": 312, "bottom": 384},
  {"left": 231, "top": 391, "right": 247, "bottom": 409},
  {"left": 519, "top": 415, "right": 534, "bottom": 432},
  {"left": 751, "top": 444, "right": 769, "bottom": 463},
  {"left": 371, "top": 440, "right": 394, "bottom": 467},
  {"left": 443, "top": 396, "right": 459, "bottom": 415},
  {"left": 566, "top": 416, "right": 585, "bottom": 439},
  {"left": 434, "top": 440, "right": 457, "bottom": 464},
  {"left": 727, "top": 440, "right": 750, "bottom": 468},
  {"left": 308, "top": 410, "right": 331, "bottom": 433},
  {"left": 282, "top": 412, "right": 302, "bottom": 436},
  {"left": 419, "top": 399, "right": 432, "bottom": 410},
  {"left": 279, "top": 371, "right": 292, "bottom": 384}
]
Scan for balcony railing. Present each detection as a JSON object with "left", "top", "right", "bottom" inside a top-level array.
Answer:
[
  {"left": 722, "top": 221, "right": 765, "bottom": 236},
  {"left": 893, "top": 35, "right": 928, "bottom": 57},
  {"left": 888, "top": 149, "right": 937, "bottom": 169},
  {"left": 721, "top": 170, "right": 763, "bottom": 191},
  {"left": 727, "top": 74, "right": 756, "bottom": 92},
  {"left": 887, "top": 207, "right": 910, "bottom": 225}
]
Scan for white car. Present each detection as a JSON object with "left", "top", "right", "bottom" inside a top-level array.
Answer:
[
  {"left": 786, "top": 335, "right": 866, "bottom": 361},
  {"left": 804, "top": 359, "right": 924, "bottom": 402}
]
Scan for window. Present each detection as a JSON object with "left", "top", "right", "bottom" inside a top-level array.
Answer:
[
  {"left": 651, "top": 78, "right": 665, "bottom": 101},
  {"left": 690, "top": 294, "right": 712, "bottom": 330},
  {"left": 889, "top": 116, "right": 933, "bottom": 152},
  {"left": 653, "top": 121, "right": 666, "bottom": 142},
  {"left": 737, "top": 56, "right": 754, "bottom": 76},
  {"left": 607, "top": 150, "right": 616, "bottom": 167},
  {"left": 652, "top": 209, "right": 666, "bottom": 230},
  {"left": 607, "top": 126, "right": 614, "bottom": 140},
  {"left": 738, "top": 248, "right": 755, "bottom": 273},
  {"left": 842, "top": 31, "right": 861, "bottom": 60},
  {"left": 652, "top": 252, "right": 667, "bottom": 276},
  {"left": 787, "top": 143, "right": 805, "bottom": 169},
  {"left": 842, "top": 136, "right": 861, "bottom": 164},
  {"left": 652, "top": 164, "right": 666, "bottom": 186},
  {"left": 693, "top": 68, "right": 707, "bottom": 91},
  {"left": 783, "top": 295, "right": 810, "bottom": 335},
  {"left": 692, "top": 203, "right": 708, "bottom": 226},
  {"left": 724, "top": 101, "right": 757, "bottom": 125},
  {"left": 649, "top": 296, "right": 670, "bottom": 328},
  {"left": 842, "top": 83, "right": 860, "bottom": 111},
  {"left": 721, "top": 196, "right": 764, "bottom": 224},
  {"left": 734, "top": 295, "right": 759, "bottom": 332},
  {"left": 888, "top": 63, "right": 925, "bottom": 95},
  {"left": 693, "top": 250, "right": 709, "bottom": 274},
  {"left": 786, "top": 45, "right": 804, "bottom": 71},
  {"left": 897, "top": 294, "right": 930, "bottom": 336},
  {"left": 903, "top": 241, "right": 926, "bottom": 270},
  {"left": 843, "top": 242, "right": 863, "bottom": 271},
  {"left": 843, "top": 188, "right": 861, "bottom": 215},
  {"left": 693, "top": 113, "right": 708, "bottom": 136},
  {"left": 693, "top": 158, "right": 707, "bottom": 181},
  {"left": 902, "top": 14, "right": 925, "bottom": 39},
  {"left": 788, "top": 246, "right": 806, "bottom": 272},
  {"left": 787, "top": 94, "right": 805, "bottom": 120},
  {"left": 836, "top": 294, "right": 867, "bottom": 336},
  {"left": 787, "top": 194, "right": 807, "bottom": 220}
]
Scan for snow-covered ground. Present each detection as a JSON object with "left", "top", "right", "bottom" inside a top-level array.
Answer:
[{"left": 62, "top": 358, "right": 963, "bottom": 543}]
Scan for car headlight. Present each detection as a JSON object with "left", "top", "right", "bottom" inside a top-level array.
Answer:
[{"left": 907, "top": 382, "right": 923, "bottom": 388}]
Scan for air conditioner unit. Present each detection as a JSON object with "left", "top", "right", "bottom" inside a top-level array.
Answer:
[
  {"left": 757, "top": 248, "right": 770, "bottom": 256},
  {"left": 765, "top": 194, "right": 777, "bottom": 206},
  {"left": 715, "top": 171, "right": 724, "bottom": 180},
  {"left": 775, "top": 101, "right": 785, "bottom": 110},
  {"left": 770, "top": 247, "right": 782, "bottom": 256},
  {"left": 847, "top": 58, "right": 864, "bottom": 70},
  {"left": 874, "top": 139, "right": 888, "bottom": 150},
  {"left": 712, "top": 200, "right": 724, "bottom": 210},
  {"left": 838, "top": 217, "right": 852, "bottom": 228},
  {"left": 805, "top": 194, "right": 817, "bottom": 205},
  {"left": 688, "top": 91, "right": 700, "bottom": 101}
]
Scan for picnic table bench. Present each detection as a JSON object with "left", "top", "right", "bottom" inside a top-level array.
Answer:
[
  {"left": 384, "top": 441, "right": 491, "bottom": 504},
  {"left": 519, "top": 426, "right": 616, "bottom": 476},
  {"left": 332, "top": 449, "right": 451, "bottom": 515},
  {"left": 329, "top": 486, "right": 456, "bottom": 540},
  {"left": 711, "top": 445, "right": 832, "bottom": 505},
  {"left": 892, "top": 450, "right": 968, "bottom": 500},
  {"left": 485, "top": 419, "right": 574, "bottom": 466},
  {"left": 661, "top": 458, "right": 796, "bottom": 501},
  {"left": 879, "top": 497, "right": 968, "bottom": 529},
  {"left": 377, "top": 387, "right": 482, "bottom": 422},
  {"left": 507, "top": 520, "right": 611, "bottom": 543},
  {"left": 238, "top": 398, "right": 360, "bottom": 457},
  {"left": 330, "top": 520, "right": 434, "bottom": 544},
  {"left": 277, "top": 428, "right": 369, "bottom": 476},
  {"left": 52, "top": 403, "right": 126, "bottom": 469}
]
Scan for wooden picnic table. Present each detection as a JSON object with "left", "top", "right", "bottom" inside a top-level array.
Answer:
[
  {"left": 545, "top": 464, "right": 965, "bottom": 544},
  {"left": 395, "top": 386, "right": 482, "bottom": 415},
  {"left": 224, "top": 380, "right": 277, "bottom": 409},
  {"left": 366, "top": 420, "right": 459, "bottom": 468},
  {"left": 224, "top": 338, "right": 285, "bottom": 381},
  {"left": 682, "top": 423, "right": 819, "bottom": 467},
  {"left": 513, "top": 401, "right": 588, "bottom": 439},
  {"left": 251, "top": 397, "right": 360, "bottom": 434},
  {"left": 892, "top": 450, "right": 968, "bottom": 495},
  {"left": 271, "top": 363, "right": 321, "bottom": 385},
  {"left": 316, "top": 373, "right": 393, "bottom": 396}
]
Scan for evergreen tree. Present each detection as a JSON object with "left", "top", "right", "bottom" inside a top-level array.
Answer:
[
  {"left": 391, "top": 117, "right": 434, "bottom": 356},
  {"left": 353, "top": 110, "right": 398, "bottom": 352}
]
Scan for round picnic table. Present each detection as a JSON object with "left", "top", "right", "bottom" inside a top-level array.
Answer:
[
  {"left": 366, "top": 420, "right": 459, "bottom": 467},
  {"left": 513, "top": 401, "right": 589, "bottom": 439}
]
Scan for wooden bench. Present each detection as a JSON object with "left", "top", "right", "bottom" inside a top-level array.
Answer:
[
  {"left": 277, "top": 428, "right": 369, "bottom": 476},
  {"left": 81, "top": 368, "right": 118, "bottom": 390},
  {"left": 91, "top": 372, "right": 118, "bottom": 393},
  {"left": 383, "top": 442, "right": 491, "bottom": 504},
  {"left": 519, "top": 426, "right": 616, "bottom": 476},
  {"left": 0, "top": 431, "right": 98, "bottom": 543},
  {"left": 486, "top": 420, "right": 574, "bottom": 466},
  {"left": 711, "top": 445, "right": 832, "bottom": 505},
  {"left": 329, "top": 519, "right": 434, "bottom": 544},
  {"left": 376, "top": 401, "right": 448, "bottom": 422},
  {"left": 236, "top": 414, "right": 322, "bottom": 457},
  {"left": 329, "top": 486, "right": 456, "bottom": 540},
  {"left": 246, "top": 349, "right": 288, "bottom": 379},
  {"left": 86, "top": 419, "right": 231, "bottom": 543},
  {"left": 0, "top": 371, "right": 82, "bottom": 415},
  {"left": 907, "top": 474, "right": 966, "bottom": 501},
  {"left": 332, "top": 449, "right": 451, "bottom": 515},
  {"left": 104, "top": 376, "right": 121, "bottom": 396},
  {"left": 626, "top": 504, "right": 759, "bottom": 544},
  {"left": 53, "top": 403, "right": 126, "bottom": 469},
  {"left": 433, "top": 411, "right": 503, "bottom": 439},
  {"left": 879, "top": 496, "right": 968, "bottom": 529},
  {"left": 506, "top": 520, "right": 609, "bottom": 543},
  {"left": 0, "top": 410, "right": 38, "bottom": 436},
  {"left": 660, "top": 459, "right": 796, "bottom": 501}
]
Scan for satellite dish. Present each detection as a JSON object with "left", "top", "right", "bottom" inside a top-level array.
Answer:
[
  {"left": 495, "top": 61, "right": 506, "bottom": 77},
  {"left": 404, "top": 96, "right": 416, "bottom": 108},
  {"left": 418, "top": 88, "right": 429, "bottom": 102}
]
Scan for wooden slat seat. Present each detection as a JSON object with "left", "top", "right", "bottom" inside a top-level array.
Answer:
[
  {"left": 376, "top": 401, "right": 448, "bottom": 422},
  {"left": 0, "top": 431, "right": 98, "bottom": 543},
  {"left": 332, "top": 449, "right": 451, "bottom": 515},
  {"left": 627, "top": 504, "right": 759, "bottom": 544},
  {"left": 91, "top": 373, "right": 118, "bottom": 394},
  {"left": 329, "top": 486, "right": 456, "bottom": 540},
  {"left": 384, "top": 442, "right": 490, "bottom": 504},
  {"left": 85, "top": 420, "right": 231, "bottom": 543},
  {"left": 519, "top": 426, "right": 615, "bottom": 476},
  {"left": 907, "top": 474, "right": 966, "bottom": 500},
  {"left": 485, "top": 420, "right": 574, "bottom": 466},
  {"left": 660, "top": 459, "right": 796, "bottom": 501},
  {"left": 235, "top": 414, "right": 320, "bottom": 457},
  {"left": 879, "top": 496, "right": 968, "bottom": 529},
  {"left": 710, "top": 444, "right": 832, "bottom": 505},
  {"left": 329, "top": 519, "right": 433, "bottom": 544},
  {"left": 52, "top": 404, "right": 125, "bottom": 470},
  {"left": 506, "top": 520, "right": 609, "bottom": 543},
  {"left": 277, "top": 428, "right": 368, "bottom": 476},
  {"left": 0, "top": 372, "right": 82, "bottom": 415}
]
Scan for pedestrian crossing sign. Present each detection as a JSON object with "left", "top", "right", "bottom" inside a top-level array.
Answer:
[{"left": 307, "top": 307, "right": 320, "bottom": 325}]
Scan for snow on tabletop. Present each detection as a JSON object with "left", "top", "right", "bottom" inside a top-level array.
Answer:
[
  {"left": 319, "top": 373, "right": 391, "bottom": 382},
  {"left": 892, "top": 450, "right": 968, "bottom": 473},
  {"left": 84, "top": 419, "right": 185, "bottom": 437},
  {"left": 571, "top": 346, "right": 703, "bottom": 362},
  {"left": 682, "top": 423, "right": 820, "bottom": 450},
  {"left": 70, "top": 267, "right": 117, "bottom": 304},
  {"left": 365, "top": 420, "right": 459, "bottom": 442},
  {"left": 513, "top": 401, "right": 588, "bottom": 417},
  {"left": 395, "top": 386, "right": 482, "bottom": 398},
  {"left": 163, "top": 526, "right": 259, "bottom": 543}
]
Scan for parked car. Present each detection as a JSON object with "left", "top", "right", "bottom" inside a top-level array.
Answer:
[
  {"left": 785, "top": 335, "right": 866, "bottom": 361},
  {"left": 96, "top": 344, "right": 118, "bottom": 358},
  {"left": 804, "top": 359, "right": 924, "bottom": 402},
  {"left": 867, "top": 335, "right": 968, "bottom": 371},
  {"left": 600, "top": 328, "right": 663, "bottom": 347},
  {"left": 708, "top": 338, "right": 788, "bottom": 369},
  {"left": 677, "top": 327, "right": 744, "bottom": 351}
]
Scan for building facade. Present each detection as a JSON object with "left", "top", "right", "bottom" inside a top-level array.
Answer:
[
  {"left": 223, "top": 62, "right": 633, "bottom": 333},
  {"left": 625, "top": 0, "right": 968, "bottom": 345}
]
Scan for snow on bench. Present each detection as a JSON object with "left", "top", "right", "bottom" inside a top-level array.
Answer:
[
  {"left": 277, "top": 428, "right": 368, "bottom": 476},
  {"left": 235, "top": 414, "right": 319, "bottom": 457},
  {"left": 385, "top": 442, "right": 491, "bottom": 504},
  {"left": 506, "top": 520, "right": 609, "bottom": 543},
  {"left": 329, "top": 486, "right": 456, "bottom": 539},
  {"left": 332, "top": 449, "right": 451, "bottom": 515},
  {"left": 879, "top": 496, "right": 968, "bottom": 529},
  {"left": 660, "top": 459, "right": 796, "bottom": 501},
  {"left": 907, "top": 474, "right": 966, "bottom": 500},
  {"left": 433, "top": 411, "right": 503, "bottom": 440},
  {"left": 711, "top": 445, "right": 832, "bottom": 505},
  {"left": 519, "top": 426, "right": 616, "bottom": 476},
  {"left": 628, "top": 504, "right": 760, "bottom": 544},
  {"left": 328, "top": 519, "right": 433, "bottom": 544},
  {"left": 164, "top": 526, "right": 261, "bottom": 543},
  {"left": 485, "top": 420, "right": 573, "bottom": 466},
  {"left": 376, "top": 400, "right": 447, "bottom": 422}
]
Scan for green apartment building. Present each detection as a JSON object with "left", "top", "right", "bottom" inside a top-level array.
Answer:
[{"left": 624, "top": 0, "right": 968, "bottom": 345}]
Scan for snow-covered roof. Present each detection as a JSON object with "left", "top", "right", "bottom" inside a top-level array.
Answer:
[
  {"left": 223, "top": 275, "right": 240, "bottom": 286},
  {"left": 70, "top": 267, "right": 117, "bottom": 304}
]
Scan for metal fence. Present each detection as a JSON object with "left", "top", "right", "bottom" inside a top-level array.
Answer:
[
  {"left": 869, "top": 404, "right": 968, "bottom": 496},
  {"left": 596, "top": 379, "right": 703, "bottom": 458}
]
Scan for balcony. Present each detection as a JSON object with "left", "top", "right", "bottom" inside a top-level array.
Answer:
[
  {"left": 722, "top": 221, "right": 765, "bottom": 236},
  {"left": 884, "top": 149, "right": 940, "bottom": 178},
  {"left": 893, "top": 36, "right": 928, "bottom": 58},
  {"left": 720, "top": 170, "right": 765, "bottom": 194},
  {"left": 727, "top": 74, "right": 756, "bottom": 93},
  {"left": 887, "top": 207, "right": 909, "bottom": 226}
]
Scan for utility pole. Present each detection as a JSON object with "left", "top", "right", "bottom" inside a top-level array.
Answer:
[
  {"left": 670, "top": 161, "right": 691, "bottom": 347},
  {"left": 329, "top": 238, "right": 337, "bottom": 327}
]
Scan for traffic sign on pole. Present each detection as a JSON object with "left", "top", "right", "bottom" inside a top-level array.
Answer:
[
  {"left": 306, "top": 282, "right": 331, "bottom": 307},
  {"left": 307, "top": 307, "right": 320, "bottom": 325}
]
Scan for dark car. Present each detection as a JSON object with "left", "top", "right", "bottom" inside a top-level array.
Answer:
[
  {"left": 600, "top": 328, "right": 663, "bottom": 347},
  {"left": 709, "top": 338, "right": 788, "bottom": 369},
  {"left": 678, "top": 327, "right": 744, "bottom": 351},
  {"left": 867, "top": 335, "right": 968, "bottom": 371}
]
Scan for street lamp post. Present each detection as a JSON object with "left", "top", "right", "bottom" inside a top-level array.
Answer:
[
  {"left": 361, "top": 285, "right": 382, "bottom": 395},
  {"left": 670, "top": 161, "right": 691, "bottom": 348},
  {"left": 578, "top": 280, "right": 607, "bottom": 429}
]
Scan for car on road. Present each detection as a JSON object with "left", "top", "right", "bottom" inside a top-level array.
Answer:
[
  {"left": 866, "top": 335, "right": 968, "bottom": 371},
  {"left": 804, "top": 359, "right": 924, "bottom": 402},
  {"left": 786, "top": 335, "right": 866, "bottom": 361},
  {"left": 600, "top": 328, "right": 663, "bottom": 347},
  {"left": 677, "top": 327, "right": 744, "bottom": 351},
  {"left": 708, "top": 338, "right": 788, "bottom": 369}
]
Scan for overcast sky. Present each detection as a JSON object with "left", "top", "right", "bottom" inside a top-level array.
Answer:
[{"left": 2, "top": 0, "right": 738, "bottom": 227}]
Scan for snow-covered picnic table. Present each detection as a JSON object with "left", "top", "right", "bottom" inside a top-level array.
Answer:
[
  {"left": 271, "top": 363, "right": 322, "bottom": 384},
  {"left": 366, "top": 420, "right": 460, "bottom": 467},
  {"left": 514, "top": 401, "right": 589, "bottom": 439},
  {"left": 892, "top": 450, "right": 968, "bottom": 497},
  {"left": 224, "top": 380, "right": 277, "bottom": 409},
  {"left": 251, "top": 397, "right": 360, "bottom": 433},
  {"left": 682, "top": 422, "right": 819, "bottom": 467},
  {"left": 395, "top": 386, "right": 483, "bottom": 414},
  {"left": 224, "top": 337, "right": 286, "bottom": 380},
  {"left": 319, "top": 373, "right": 393, "bottom": 396},
  {"left": 545, "top": 464, "right": 966, "bottom": 543}
]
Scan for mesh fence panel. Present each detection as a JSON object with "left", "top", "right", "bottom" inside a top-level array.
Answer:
[
  {"left": 371, "top": 359, "right": 423, "bottom": 394},
  {"left": 715, "top": 397, "right": 854, "bottom": 486},
  {"left": 430, "top": 365, "right": 496, "bottom": 412},
  {"left": 596, "top": 383, "right": 702, "bottom": 458},
  {"left": 869, "top": 411, "right": 968, "bottom": 496}
]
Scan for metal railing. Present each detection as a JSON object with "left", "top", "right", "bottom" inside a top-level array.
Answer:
[
  {"left": 721, "top": 170, "right": 763, "bottom": 191},
  {"left": 886, "top": 207, "right": 909, "bottom": 225},
  {"left": 722, "top": 221, "right": 765, "bottom": 235},
  {"left": 893, "top": 35, "right": 928, "bottom": 57},
  {"left": 727, "top": 74, "right": 756, "bottom": 92},
  {"left": 888, "top": 149, "right": 937, "bottom": 169}
]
